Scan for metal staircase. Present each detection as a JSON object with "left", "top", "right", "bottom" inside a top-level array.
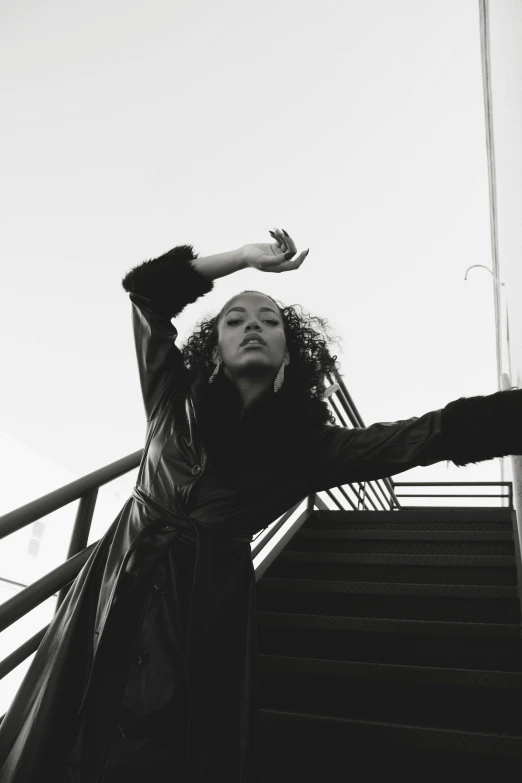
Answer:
[{"left": 256, "top": 506, "right": 522, "bottom": 780}]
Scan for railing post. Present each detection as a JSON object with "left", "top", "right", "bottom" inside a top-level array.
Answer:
[
  {"left": 55, "top": 487, "right": 99, "bottom": 614},
  {"left": 500, "top": 374, "right": 522, "bottom": 584},
  {"left": 357, "top": 482, "right": 367, "bottom": 510}
]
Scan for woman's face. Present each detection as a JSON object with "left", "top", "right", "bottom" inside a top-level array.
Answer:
[{"left": 214, "top": 292, "right": 289, "bottom": 379}]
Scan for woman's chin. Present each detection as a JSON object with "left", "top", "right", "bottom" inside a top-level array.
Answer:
[{"left": 236, "top": 355, "right": 273, "bottom": 368}]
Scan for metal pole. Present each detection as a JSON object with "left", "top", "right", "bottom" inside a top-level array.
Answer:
[{"left": 501, "top": 374, "right": 522, "bottom": 587}]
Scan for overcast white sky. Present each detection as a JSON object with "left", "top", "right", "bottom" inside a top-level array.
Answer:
[{"left": 1, "top": 0, "right": 504, "bottom": 517}]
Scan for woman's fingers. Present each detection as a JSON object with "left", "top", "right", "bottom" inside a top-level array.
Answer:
[
  {"left": 261, "top": 228, "right": 307, "bottom": 272},
  {"left": 270, "top": 227, "right": 297, "bottom": 255},
  {"left": 256, "top": 245, "right": 308, "bottom": 271},
  {"left": 275, "top": 247, "right": 309, "bottom": 272},
  {"left": 269, "top": 229, "right": 282, "bottom": 248},
  {"left": 280, "top": 228, "right": 297, "bottom": 255},
  {"left": 274, "top": 228, "right": 288, "bottom": 252},
  {"left": 258, "top": 252, "right": 289, "bottom": 268},
  {"left": 269, "top": 228, "right": 287, "bottom": 251}
]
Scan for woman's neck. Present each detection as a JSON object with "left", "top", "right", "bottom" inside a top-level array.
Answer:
[{"left": 223, "top": 369, "right": 273, "bottom": 411}]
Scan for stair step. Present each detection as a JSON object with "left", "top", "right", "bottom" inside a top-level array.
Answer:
[
  {"left": 259, "top": 707, "right": 522, "bottom": 755},
  {"left": 258, "top": 654, "right": 522, "bottom": 688},
  {"left": 310, "top": 508, "right": 513, "bottom": 523},
  {"left": 265, "top": 562, "right": 518, "bottom": 585},
  {"left": 297, "top": 529, "right": 514, "bottom": 540},
  {"left": 257, "top": 611, "right": 521, "bottom": 638},
  {"left": 258, "top": 709, "right": 522, "bottom": 779},
  {"left": 256, "top": 579, "right": 521, "bottom": 622},
  {"left": 258, "top": 579, "right": 518, "bottom": 599},
  {"left": 276, "top": 552, "right": 515, "bottom": 566},
  {"left": 305, "top": 519, "right": 514, "bottom": 532},
  {"left": 257, "top": 612, "right": 522, "bottom": 670},
  {"left": 285, "top": 531, "right": 514, "bottom": 556},
  {"left": 258, "top": 655, "right": 522, "bottom": 734},
  {"left": 264, "top": 551, "right": 518, "bottom": 585}
]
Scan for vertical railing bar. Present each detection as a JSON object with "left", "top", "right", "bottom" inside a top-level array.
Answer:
[
  {"left": 329, "top": 369, "right": 368, "bottom": 429},
  {"left": 326, "top": 394, "right": 350, "bottom": 428},
  {"left": 325, "top": 489, "right": 343, "bottom": 510},
  {"left": 314, "top": 494, "right": 330, "bottom": 512},
  {"left": 325, "top": 374, "right": 402, "bottom": 510},
  {"left": 360, "top": 483, "right": 377, "bottom": 511},
  {"left": 325, "top": 406, "right": 394, "bottom": 511},
  {"left": 353, "top": 483, "right": 373, "bottom": 511},
  {"left": 372, "top": 478, "right": 397, "bottom": 510},
  {"left": 332, "top": 489, "right": 345, "bottom": 510},
  {"left": 359, "top": 482, "right": 376, "bottom": 510},
  {"left": 348, "top": 478, "right": 389, "bottom": 512},
  {"left": 344, "top": 484, "right": 364, "bottom": 509},
  {"left": 326, "top": 395, "right": 356, "bottom": 438},
  {"left": 326, "top": 372, "right": 362, "bottom": 428},
  {"left": 67, "top": 487, "right": 99, "bottom": 560},
  {"left": 55, "top": 487, "right": 99, "bottom": 614},
  {"left": 361, "top": 482, "right": 368, "bottom": 510},
  {"left": 385, "top": 478, "right": 402, "bottom": 509},
  {"left": 357, "top": 483, "right": 364, "bottom": 510},
  {"left": 336, "top": 485, "right": 358, "bottom": 511},
  {"left": 364, "top": 481, "right": 389, "bottom": 511}
]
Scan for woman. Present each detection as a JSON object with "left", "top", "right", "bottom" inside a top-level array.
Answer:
[{"left": 0, "top": 228, "right": 520, "bottom": 783}]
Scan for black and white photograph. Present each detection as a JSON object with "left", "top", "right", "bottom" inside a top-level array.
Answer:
[{"left": 1, "top": 1, "right": 522, "bottom": 780}]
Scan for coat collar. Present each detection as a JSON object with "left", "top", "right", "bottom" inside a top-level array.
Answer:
[{"left": 188, "top": 370, "right": 313, "bottom": 465}]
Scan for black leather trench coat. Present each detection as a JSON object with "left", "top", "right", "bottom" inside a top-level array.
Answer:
[{"left": 1, "top": 246, "right": 517, "bottom": 783}]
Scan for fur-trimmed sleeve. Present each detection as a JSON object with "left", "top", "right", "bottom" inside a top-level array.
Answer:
[
  {"left": 121, "top": 245, "right": 214, "bottom": 421},
  {"left": 440, "top": 388, "right": 522, "bottom": 466},
  {"left": 121, "top": 244, "right": 213, "bottom": 318}
]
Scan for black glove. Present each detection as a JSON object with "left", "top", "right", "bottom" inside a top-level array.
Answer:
[{"left": 441, "top": 388, "right": 522, "bottom": 467}]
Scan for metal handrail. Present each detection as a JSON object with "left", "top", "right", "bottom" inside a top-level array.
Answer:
[
  {"left": 0, "top": 544, "right": 97, "bottom": 635},
  {"left": 393, "top": 481, "right": 513, "bottom": 510},
  {"left": 0, "top": 628, "right": 49, "bottom": 684},
  {"left": 0, "top": 451, "right": 142, "bottom": 541}
]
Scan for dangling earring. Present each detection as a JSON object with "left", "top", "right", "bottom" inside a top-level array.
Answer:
[
  {"left": 274, "top": 361, "right": 286, "bottom": 393},
  {"left": 209, "top": 356, "right": 221, "bottom": 384}
]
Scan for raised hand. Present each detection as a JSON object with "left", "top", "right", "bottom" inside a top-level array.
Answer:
[{"left": 242, "top": 228, "right": 309, "bottom": 273}]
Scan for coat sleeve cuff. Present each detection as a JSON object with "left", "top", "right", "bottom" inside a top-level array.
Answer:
[
  {"left": 121, "top": 244, "right": 214, "bottom": 318},
  {"left": 441, "top": 388, "right": 522, "bottom": 467}
]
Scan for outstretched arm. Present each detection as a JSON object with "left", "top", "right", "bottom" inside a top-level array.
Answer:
[{"left": 305, "top": 388, "right": 522, "bottom": 493}]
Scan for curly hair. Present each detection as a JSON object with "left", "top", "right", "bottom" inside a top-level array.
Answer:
[{"left": 181, "top": 289, "right": 343, "bottom": 426}]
